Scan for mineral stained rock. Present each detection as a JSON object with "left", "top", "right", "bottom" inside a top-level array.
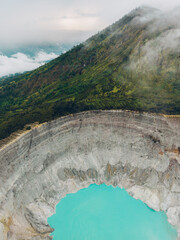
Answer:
[{"left": 0, "top": 110, "right": 179, "bottom": 239}]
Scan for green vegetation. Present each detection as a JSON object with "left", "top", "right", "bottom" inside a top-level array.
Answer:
[{"left": 0, "top": 7, "right": 179, "bottom": 140}]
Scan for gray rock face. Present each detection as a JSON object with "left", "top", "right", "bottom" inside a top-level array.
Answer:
[{"left": 0, "top": 110, "right": 179, "bottom": 240}]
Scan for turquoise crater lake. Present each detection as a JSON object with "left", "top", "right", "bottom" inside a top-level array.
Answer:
[{"left": 48, "top": 184, "right": 177, "bottom": 240}]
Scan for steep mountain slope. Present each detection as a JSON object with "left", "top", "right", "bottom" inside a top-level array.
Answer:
[{"left": 0, "top": 6, "right": 179, "bottom": 140}]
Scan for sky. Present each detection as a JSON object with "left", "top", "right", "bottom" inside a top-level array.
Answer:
[{"left": 0, "top": 0, "right": 179, "bottom": 77}]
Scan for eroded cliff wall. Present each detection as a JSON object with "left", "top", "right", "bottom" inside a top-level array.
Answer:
[{"left": 0, "top": 110, "right": 179, "bottom": 240}]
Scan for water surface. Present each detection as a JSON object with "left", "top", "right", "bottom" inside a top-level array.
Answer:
[{"left": 48, "top": 184, "right": 177, "bottom": 240}]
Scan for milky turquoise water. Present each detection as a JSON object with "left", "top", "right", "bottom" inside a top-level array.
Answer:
[{"left": 48, "top": 184, "right": 177, "bottom": 240}]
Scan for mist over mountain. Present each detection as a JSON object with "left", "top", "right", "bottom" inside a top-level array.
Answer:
[
  {"left": 0, "top": 43, "right": 75, "bottom": 58},
  {"left": 0, "top": 6, "right": 179, "bottom": 140}
]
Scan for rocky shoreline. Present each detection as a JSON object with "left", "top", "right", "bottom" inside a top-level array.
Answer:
[{"left": 0, "top": 110, "right": 179, "bottom": 239}]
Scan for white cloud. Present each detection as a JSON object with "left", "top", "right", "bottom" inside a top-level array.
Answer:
[
  {"left": 0, "top": 0, "right": 179, "bottom": 48},
  {"left": 34, "top": 51, "right": 58, "bottom": 62},
  {"left": 0, "top": 51, "right": 58, "bottom": 77},
  {"left": 127, "top": 8, "right": 180, "bottom": 72}
]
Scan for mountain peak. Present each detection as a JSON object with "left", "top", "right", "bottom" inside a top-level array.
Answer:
[{"left": 127, "top": 5, "right": 160, "bottom": 17}]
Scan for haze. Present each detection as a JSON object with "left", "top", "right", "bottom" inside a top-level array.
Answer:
[
  {"left": 0, "top": 0, "right": 179, "bottom": 77},
  {"left": 1, "top": 0, "right": 179, "bottom": 47}
]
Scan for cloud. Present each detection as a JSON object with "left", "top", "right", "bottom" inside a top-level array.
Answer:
[
  {"left": 0, "top": 51, "right": 58, "bottom": 77},
  {"left": 34, "top": 51, "right": 58, "bottom": 62},
  {"left": 0, "top": 0, "right": 179, "bottom": 48},
  {"left": 127, "top": 8, "right": 180, "bottom": 72},
  {"left": 57, "top": 16, "right": 100, "bottom": 31},
  {"left": 129, "top": 30, "right": 180, "bottom": 72}
]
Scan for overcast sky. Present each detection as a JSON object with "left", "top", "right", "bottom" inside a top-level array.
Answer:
[
  {"left": 0, "top": 0, "right": 179, "bottom": 48},
  {"left": 0, "top": 0, "right": 179, "bottom": 77}
]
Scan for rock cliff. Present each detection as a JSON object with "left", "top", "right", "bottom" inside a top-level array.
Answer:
[{"left": 0, "top": 110, "right": 179, "bottom": 240}]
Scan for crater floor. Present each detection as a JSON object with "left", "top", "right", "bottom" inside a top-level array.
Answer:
[{"left": 0, "top": 110, "right": 179, "bottom": 240}]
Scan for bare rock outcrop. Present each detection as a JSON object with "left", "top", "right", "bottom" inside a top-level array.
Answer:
[{"left": 0, "top": 110, "right": 179, "bottom": 239}]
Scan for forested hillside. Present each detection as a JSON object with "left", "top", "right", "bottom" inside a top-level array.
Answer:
[{"left": 0, "top": 6, "right": 179, "bottom": 140}]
